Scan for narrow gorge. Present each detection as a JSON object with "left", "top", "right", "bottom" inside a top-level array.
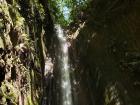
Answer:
[{"left": 0, "top": 0, "right": 140, "bottom": 105}]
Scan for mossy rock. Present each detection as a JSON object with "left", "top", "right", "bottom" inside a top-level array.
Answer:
[{"left": 0, "top": 81, "right": 19, "bottom": 105}]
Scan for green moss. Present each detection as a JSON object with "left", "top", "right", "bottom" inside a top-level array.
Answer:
[
  {"left": 15, "top": 14, "right": 25, "bottom": 27},
  {"left": 24, "top": 92, "right": 39, "bottom": 105},
  {"left": 0, "top": 0, "right": 45, "bottom": 104},
  {"left": 0, "top": 3, "right": 9, "bottom": 17},
  {"left": 25, "top": 93, "right": 33, "bottom": 105},
  {"left": 0, "top": 81, "right": 19, "bottom": 104}
]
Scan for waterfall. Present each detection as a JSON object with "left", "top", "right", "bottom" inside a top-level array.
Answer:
[{"left": 55, "top": 25, "right": 73, "bottom": 105}]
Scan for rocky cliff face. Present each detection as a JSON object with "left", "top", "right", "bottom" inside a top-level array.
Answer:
[
  {"left": 0, "top": 0, "right": 49, "bottom": 104},
  {"left": 72, "top": 0, "right": 140, "bottom": 105}
]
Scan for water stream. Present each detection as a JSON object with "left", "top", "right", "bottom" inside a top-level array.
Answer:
[{"left": 56, "top": 25, "right": 73, "bottom": 105}]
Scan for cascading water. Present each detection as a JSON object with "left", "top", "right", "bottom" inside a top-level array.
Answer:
[{"left": 55, "top": 25, "right": 73, "bottom": 105}]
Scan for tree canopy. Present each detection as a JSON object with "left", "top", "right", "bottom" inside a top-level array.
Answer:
[{"left": 48, "top": 0, "right": 91, "bottom": 26}]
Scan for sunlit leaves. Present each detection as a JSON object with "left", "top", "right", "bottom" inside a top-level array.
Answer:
[{"left": 48, "top": 0, "right": 91, "bottom": 26}]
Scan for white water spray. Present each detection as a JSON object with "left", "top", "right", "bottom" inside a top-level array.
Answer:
[{"left": 56, "top": 25, "right": 73, "bottom": 105}]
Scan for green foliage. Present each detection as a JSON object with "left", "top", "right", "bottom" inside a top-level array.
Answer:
[{"left": 48, "top": 0, "right": 91, "bottom": 26}]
